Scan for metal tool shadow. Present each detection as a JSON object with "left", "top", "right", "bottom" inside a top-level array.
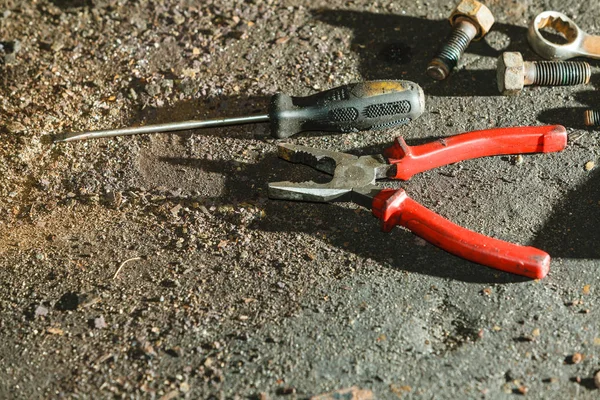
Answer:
[
  {"left": 312, "top": 9, "right": 536, "bottom": 97},
  {"left": 538, "top": 90, "right": 598, "bottom": 130},
  {"left": 532, "top": 169, "right": 600, "bottom": 259},
  {"left": 525, "top": 89, "right": 600, "bottom": 261},
  {"left": 49, "top": 0, "right": 93, "bottom": 8},
  {"left": 161, "top": 154, "right": 530, "bottom": 284}
]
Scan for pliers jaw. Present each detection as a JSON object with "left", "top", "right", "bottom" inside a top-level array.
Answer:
[
  {"left": 268, "top": 183, "right": 354, "bottom": 203},
  {"left": 351, "top": 185, "right": 384, "bottom": 209},
  {"left": 268, "top": 143, "right": 393, "bottom": 205}
]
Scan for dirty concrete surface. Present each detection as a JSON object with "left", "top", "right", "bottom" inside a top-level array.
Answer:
[{"left": 0, "top": 0, "right": 599, "bottom": 398}]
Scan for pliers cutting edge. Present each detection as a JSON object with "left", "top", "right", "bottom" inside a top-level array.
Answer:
[{"left": 268, "top": 125, "right": 567, "bottom": 279}]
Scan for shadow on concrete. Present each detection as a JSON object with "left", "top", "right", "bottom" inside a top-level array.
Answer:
[
  {"left": 532, "top": 169, "right": 600, "bottom": 259},
  {"left": 312, "top": 9, "right": 536, "bottom": 97},
  {"left": 49, "top": 0, "right": 93, "bottom": 9},
  {"left": 538, "top": 90, "right": 598, "bottom": 130},
  {"left": 160, "top": 150, "right": 531, "bottom": 284}
]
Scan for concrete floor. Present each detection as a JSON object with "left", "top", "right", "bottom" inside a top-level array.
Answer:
[{"left": 0, "top": 0, "right": 599, "bottom": 398}]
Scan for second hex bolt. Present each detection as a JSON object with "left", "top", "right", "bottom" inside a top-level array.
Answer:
[{"left": 497, "top": 52, "right": 591, "bottom": 95}]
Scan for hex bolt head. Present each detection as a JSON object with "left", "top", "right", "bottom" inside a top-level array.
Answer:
[
  {"left": 450, "top": 0, "right": 495, "bottom": 40},
  {"left": 497, "top": 52, "right": 525, "bottom": 95}
]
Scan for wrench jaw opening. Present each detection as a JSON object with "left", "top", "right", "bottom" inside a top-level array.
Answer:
[
  {"left": 528, "top": 11, "right": 587, "bottom": 60},
  {"left": 536, "top": 13, "right": 579, "bottom": 45}
]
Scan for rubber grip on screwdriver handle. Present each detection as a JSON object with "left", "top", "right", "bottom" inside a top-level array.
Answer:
[
  {"left": 268, "top": 80, "right": 425, "bottom": 138},
  {"left": 372, "top": 189, "right": 550, "bottom": 279},
  {"left": 384, "top": 125, "right": 567, "bottom": 180}
]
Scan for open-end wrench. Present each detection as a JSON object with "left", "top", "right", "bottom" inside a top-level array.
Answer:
[{"left": 528, "top": 11, "right": 600, "bottom": 60}]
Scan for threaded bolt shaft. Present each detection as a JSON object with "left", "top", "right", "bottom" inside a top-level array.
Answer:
[
  {"left": 427, "top": 20, "right": 478, "bottom": 81},
  {"left": 584, "top": 110, "right": 600, "bottom": 126},
  {"left": 524, "top": 61, "right": 591, "bottom": 87}
]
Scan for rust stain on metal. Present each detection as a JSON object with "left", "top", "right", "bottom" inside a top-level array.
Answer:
[{"left": 278, "top": 145, "right": 295, "bottom": 161}]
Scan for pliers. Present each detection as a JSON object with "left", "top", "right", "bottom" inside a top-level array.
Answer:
[{"left": 268, "top": 125, "right": 568, "bottom": 279}]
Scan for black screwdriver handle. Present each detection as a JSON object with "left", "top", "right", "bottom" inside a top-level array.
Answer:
[{"left": 268, "top": 80, "right": 425, "bottom": 138}]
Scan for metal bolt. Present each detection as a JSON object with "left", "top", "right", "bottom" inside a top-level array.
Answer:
[
  {"left": 427, "top": 0, "right": 495, "bottom": 81},
  {"left": 584, "top": 110, "right": 600, "bottom": 126},
  {"left": 497, "top": 52, "right": 591, "bottom": 95},
  {"left": 428, "top": 20, "right": 478, "bottom": 80}
]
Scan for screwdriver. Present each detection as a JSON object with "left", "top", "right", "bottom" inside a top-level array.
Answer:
[{"left": 54, "top": 80, "right": 425, "bottom": 142}]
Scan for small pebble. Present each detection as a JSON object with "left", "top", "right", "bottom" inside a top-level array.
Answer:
[
  {"left": 179, "top": 382, "right": 190, "bottom": 393},
  {"left": 277, "top": 387, "right": 295, "bottom": 395},
  {"left": 583, "top": 284, "right": 591, "bottom": 295},
  {"left": 516, "top": 385, "right": 528, "bottom": 395},
  {"left": 94, "top": 316, "right": 107, "bottom": 329},
  {"left": 141, "top": 341, "right": 157, "bottom": 356},
  {"left": 145, "top": 83, "right": 161, "bottom": 96},
  {"left": 34, "top": 305, "right": 49, "bottom": 318},
  {"left": 310, "top": 386, "right": 374, "bottom": 399},
  {"left": 570, "top": 352, "right": 583, "bottom": 364},
  {"left": 1, "top": 40, "right": 21, "bottom": 64},
  {"left": 512, "top": 154, "right": 523, "bottom": 165},
  {"left": 39, "top": 179, "right": 50, "bottom": 190},
  {"left": 585, "top": 161, "right": 594, "bottom": 171},
  {"left": 128, "top": 88, "right": 138, "bottom": 100},
  {"left": 47, "top": 327, "right": 64, "bottom": 335},
  {"left": 594, "top": 371, "right": 600, "bottom": 389},
  {"left": 173, "top": 13, "right": 185, "bottom": 25}
]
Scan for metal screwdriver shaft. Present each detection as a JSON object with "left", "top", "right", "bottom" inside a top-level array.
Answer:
[
  {"left": 53, "top": 80, "right": 425, "bottom": 143},
  {"left": 54, "top": 114, "right": 269, "bottom": 142}
]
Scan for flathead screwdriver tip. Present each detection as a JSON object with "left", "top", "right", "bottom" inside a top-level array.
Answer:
[
  {"left": 52, "top": 132, "right": 87, "bottom": 143},
  {"left": 52, "top": 134, "right": 69, "bottom": 143}
]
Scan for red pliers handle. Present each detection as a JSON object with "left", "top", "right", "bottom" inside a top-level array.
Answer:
[
  {"left": 374, "top": 125, "right": 567, "bottom": 279},
  {"left": 385, "top": 125, "right": 567, "bottom": 180}
]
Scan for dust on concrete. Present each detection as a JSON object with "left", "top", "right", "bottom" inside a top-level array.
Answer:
[{"left": 1, "top": 0, "right": 600, "bottom": 398}]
